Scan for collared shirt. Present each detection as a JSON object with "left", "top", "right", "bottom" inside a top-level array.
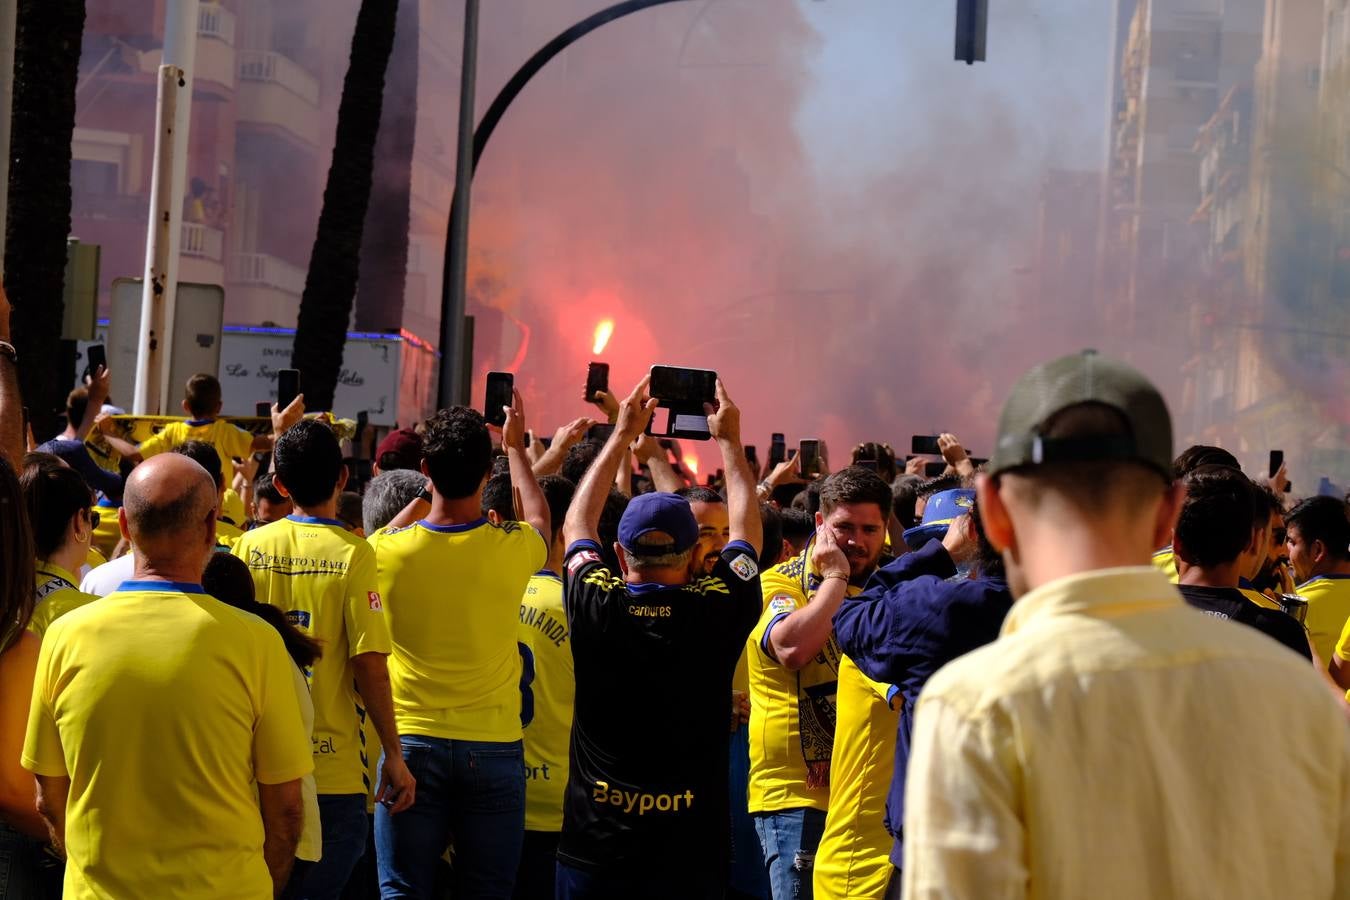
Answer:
[
  {"left": 902, "top": 567, "right": 1350, "bottom": 900},
  {"left": 1300, "top": 574, "right": 1350, "bottom": 664}
]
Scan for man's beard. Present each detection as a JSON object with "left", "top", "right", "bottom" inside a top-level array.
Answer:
[
  {"left": 846, "top": 547, "right": 880, "bottom": 581},
  {"left": 700, "top": 552, "right": 720, "bottom": 574}
]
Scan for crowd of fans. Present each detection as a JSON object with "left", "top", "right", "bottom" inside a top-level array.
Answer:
[{"left": 2, "top": 278, "right": 1350, "bottom": 900}]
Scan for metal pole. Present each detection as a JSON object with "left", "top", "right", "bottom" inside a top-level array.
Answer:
[
  {"left": 0, "top": 0, "right": 16, "bottom": 279},
  {"left": 437, "top": 0, "right": 479, "bottom": 409},
  {"left": 134, "top": 0, "right": 197, "bottom": 414}
]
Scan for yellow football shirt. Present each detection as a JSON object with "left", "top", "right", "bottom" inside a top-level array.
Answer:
[
  {"left": 1240, "top": 587, "right": 1283, "bottom": 611},
  {"left": 90, "top": 500, "right": 122, "bottom": 558},
  {"left": 519, "top": 570, "right": 573, "bottom": 832},
  {"left": 747, "top": 549, "right": 854, "bottom": 814},
  {"left": 234, "top": 515, "right": 392, "bottom": 795},
  {"left": 29, "top": 562, "right": 100, "bottom": 638},
  {"left": 1152, "top": 546, "right": 1178, "bottom": 583},
  {"left": 216, "top": 517, "right": 245, "bottom": 551},
  {"left": 370, "top": 518, "right": 548, "bottom": 743},
  {"left": 22, "top": 582, "right": 313, "bottom": 900},
  {"left": 139, "top": 418, "right": 256, "bottom": 485},
  {"left": 1300, "top": 575, "right": 1350, "bottom": 665},
  {"left": 814, "top": 656, "right": 899, "bottom": 900}
]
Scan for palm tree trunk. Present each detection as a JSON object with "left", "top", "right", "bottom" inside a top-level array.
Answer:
[
  {"left": 4, "top": 0, "right": 85, "bottom": 440},
  {"left": 354, "top": 0, "right": 417, "bottom": 334},
  {"left": 291, "top": 0, "right": 399, "bottom": 412}
]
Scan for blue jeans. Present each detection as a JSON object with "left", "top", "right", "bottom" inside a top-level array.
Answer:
[
  {"left": 555, "top": 861, "right": 722, "bottom": 900},
  {"left": 0, "top": 821, "right": 63, "bottom": 900},
  {"left": 753, "top": 808, "right": 826, "bottom": 900},
  {"left": 304, "top": 794, "right": 370, "bottom": 899},
  {"left": 729, "top": 724, "right": 771, "bottom": 899},
  {"left": 375, "top": 735, "right": 525, "bottom": 899}
]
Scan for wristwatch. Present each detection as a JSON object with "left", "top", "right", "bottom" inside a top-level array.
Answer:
[{"left": 0, "top": 340, "right": 15, "bottom": 364}]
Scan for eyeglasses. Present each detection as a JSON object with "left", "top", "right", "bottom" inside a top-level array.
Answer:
[{"left": 86, "top": 509, "right": 100, "bottom": 530}]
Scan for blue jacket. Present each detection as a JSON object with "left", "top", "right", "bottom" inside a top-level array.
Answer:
[{"left": 833, "top": 539, "right": 1013, "bottom": 867}]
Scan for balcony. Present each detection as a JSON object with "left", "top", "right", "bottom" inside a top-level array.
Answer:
[
  {"left": 228, "top": 252, "right": 307, "bottom": 327},
  {"left": 198, "top": 3, "right": 235, "bottom": 45},
  {"left": 181, "top": 222, "right": 223, "bottom": 261},
  {"left": 237, "top": 51, "right": 320, "bottom": 149},
  {"left": 195, "top": 3, "right": 236, "bottom": 91}
]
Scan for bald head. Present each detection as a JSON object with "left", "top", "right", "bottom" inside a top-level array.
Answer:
[{"left": 123, "top": 454, "right": 217, "bottom": 552}]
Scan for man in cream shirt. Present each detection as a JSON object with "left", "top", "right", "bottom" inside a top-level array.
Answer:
[{"left": 902, "top": 351, "right": 1350, "bottom": 900}]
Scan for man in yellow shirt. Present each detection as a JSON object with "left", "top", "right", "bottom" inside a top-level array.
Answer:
[
  {"left": 20, "top": 457, "right": 101, "bottom": 636},
  {"left": 22, "top": 453, "right": 313, "bottom": 899},
  {"left": 1286, "top": 496, "right": 1350, "bottom": 679},
  {"left": 748, "top": 467, "right": 891, "bottom": 900},
  {"left": 234, "top": 420, "right": 414, "bottom": 899},
  {"left": 99, "top": 372, "right": 303, "bottom": 485},
  {"left": 903, "top": 351, "right": 1350, "bottom": 900},
  {"left": 370, "top": 396, "right": 549, "bottom": 898}
]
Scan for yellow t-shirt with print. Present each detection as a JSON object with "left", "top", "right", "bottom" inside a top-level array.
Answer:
[
  {"left": 30, "top": 562, "right": 100, "bottom": 638},
  {"left": 814, "top": 656, "right": 899, "bottom": 900},
  {"left": 747, "top": 548, "right": 855, "bottom": 814},
  {"left": 139, "top": 418, "right": 256, "bottom": 486},
  {"left": 234, "top": 515, "right": 392, "bottom": 795},
  {"left": 22, "top": 582, "right": 313, "bottom": 900},
  {"left": 216, "top": 517, "right": 245, "bottom": 551},
  {"left": 370, "top": 518, "right": 547, "bottom": 743},
  {"left": 1301, "top": 575, "right": 1350, "bottom": 665},
  {"left": 519, "top": 571, "right": 573, "bottom": 832}
]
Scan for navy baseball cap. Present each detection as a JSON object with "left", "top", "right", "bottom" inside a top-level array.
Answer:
[
  {"left": 618, "top": 492, "right": 699, "bottom": 555},
  {"left": 902, "top": 488, "right": 976, "bottom": 547}
]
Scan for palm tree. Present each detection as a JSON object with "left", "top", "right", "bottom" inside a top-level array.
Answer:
[
  {"left": 291, "top": 0, "right": 399, "bottom": 412},
  {"left": 4, "top": 0, "right": 86, "bottom": 440},
  {"left": 354, "top": 0, "right": 417, "bottom": 334}
]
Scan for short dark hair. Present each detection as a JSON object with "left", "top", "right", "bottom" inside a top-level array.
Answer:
[
  {"left": 970, "top": 499, "right": 1005, "bottom": 579},
  {"left": 892, "top": 474, "right": 922, "bottom": 530},
  {"left": 759, "top": 502, "right": 784, "bottom": 569},
  {"left": 598, "top": 488, "right": 629, "bottom": 572},
  {"left": 203, "top": 553, "right": 322, "bottom": 670},
  {"left": 482, "top": 472, "right": 514, "bottom": 521},
  {"left": 1250, "top": 481, "right": 1281, "bottom": 532},
  {"left": 1175, "top": 465, "right": 1256, "bottom": 568},
  {"left": 677, "top": 486, "right": 724, "bottom": 505},
  {"left": 423, "top": 407, "right": 492, "bottom": 499},
  {"left": 918, "top": 473, "right": 963, "bottom": 499},
  {"left": 851, "top": 442, "right": 898, "bottom": 484},
  {"left": 779, "top": 507, "right": 814, "bottom": 544},
  {"left": 184, "top": 373, "right": 223, "bottom": 418},
  {"left": 561, "top": 442, "right": 602, "bottom": 485},
  {"left": 254, "top": 471, "right": 286, "bottom": 504},
  {"left": 1172, "top": 444, "right": 1239, "bottom": 480},
  {"left": 1287, "top": 496, "right": 1350, "bottom": 562},
  {"left": 274, "top": 420, "right": 344, "bottom": 507},
  {"left": 538, "top": 475, "right": 576, "bottom": 547},
  {"left": 66, "top": 386, "right": 90, "bottom": 431},
  {"left": 819, "top": 466, "right": 893, "bottom": 520},
  {"left": 337, "top": 492, "right": 364, "bottom": 532},
  {"left": 21, "top": 461, "right": 93, "bottom": 559},
  {"left": 174, "top": 440, "right": 223, "bottom": 490}
]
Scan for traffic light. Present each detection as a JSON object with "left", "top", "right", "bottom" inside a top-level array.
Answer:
[{"left": 955, "top": 0, "right": 987, "bottom": 65}]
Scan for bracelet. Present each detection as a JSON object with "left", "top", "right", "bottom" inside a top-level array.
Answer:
[
  {"left": 820, "top": 571, "right": 850, "bottom": 582},
  {"left": 0, "top": 340, "right": 15, "bottom": 364}
]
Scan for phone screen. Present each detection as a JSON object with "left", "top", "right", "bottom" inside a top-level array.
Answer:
[
  {"left": 911, "top": 435, "right": 942, "bottom": 455},
  {"left": 484, "top": 372, "right": 514, "bottom": 427},
  {"left": 277, "top": 369, "right": 301, "bottom": 412},
  {"left": 1268, "top": 450, "right": 1284, "bottom": 478},
  {"left": 769, "top": 434, "right": 786, "bottom": 468},
  {"left": 85, "top": 344, "right": 106, "bottom": 378},
  {"left": 255, "top": 401, "right": 271, "bottom": 418},
  {"left": 924, "top": 461, "right": 948, "bottom": 478},
  {"left": 798, "top": 440, "right": 822, "bottom": 478},
  {"left": 649, "top": 366, "right": 717, "bottom": 405},
  {"left": 585, "top": 362, "right": 610, "bottom": 402}
]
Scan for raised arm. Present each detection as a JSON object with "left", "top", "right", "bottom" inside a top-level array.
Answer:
[
  {"left": 768, "top": 523, "right": 850, "bottom": 670},
  {"left": 75, "top": 365, "right": 111, "bottom": 440},
  {"left": 708, "top": 379, "right": 761, "bottom": 555},
  {"left": 564, "top": 377, "right": 656, "bottom": 548},
  {"left": 633, "top": 433, "right": 685, "bottom": 493},
  {"left": 502, "top": 388, "right": 550, "bottom": 539},
  {"left": 258, "top": 779, "right": 304, "bottom": 894},
  {"left": 531, "top": 417, "right": 593, "bottom": 477}
]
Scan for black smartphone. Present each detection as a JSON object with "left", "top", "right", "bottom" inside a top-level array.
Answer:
[
  {"left": 255, "top": 401, "right": 271, "bottom": 418},
  {"left": 587, "top": 423, "right": 616, "bottom": 443},
  {"left": 277, "top": 369, "right": 301, "bottom": 411},
  {"left": 769, "top": 433, "right": 786, "bottom": 468},
  {"left": 540, "top": 436, "right": 553, "bottom": 450},
  {"left": 585, "top": 362, "right": 610, "bottom": 403},
  {"left": 647, "top": 365, "right": 718, "bottom": 440},
  {"left": 484, "top": 371, "right": 513, "bottom": 428},
  {"left": 924, "top": 461, "right": 948, "bottom": 478},
  {"left": 1268, "top": 450, "right": 1284, "bottom": 479},
  {"left": 84, "top": 343, "right": 106, "bottom": 380},
  {"left": 745, "top": 445, "right": 759, "bottom": 469},
  {"left": 911, "top": 435, "right": 942, "bottom": 455},
  {"left": 798, "top": 439, "right": 823, "bottom": 479}
]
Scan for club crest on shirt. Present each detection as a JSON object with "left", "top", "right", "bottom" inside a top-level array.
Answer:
[
  {"left": 728, "top": 553, "right": 758, "bottom": 582},
  {"left": 567, "top": 550, "right": 601, "bottom": 575},
  {"left": 368, "top": 592, "right": 383, "bottom": 611},
  {"left": 767, "top": 594, "right": 796, "bottom": 616}
]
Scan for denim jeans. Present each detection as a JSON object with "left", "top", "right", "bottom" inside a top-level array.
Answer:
[
  {"left": 728, "top": 724, "right": 771, "bottom": 900},
  {"left": 0, "top": 820, "right": 63, "bottom": 900},
  {"left": 555, "top": 861, "right": 722, "bottom": 900},
  {"left": 303, "top": 793, "right": 370, "bottom": 899},
  {"left": 375, "top": 735, "right": 525, "bottom": 899},
  {"left": 753, "top": 808, "right": 827, "bottom": 900}
]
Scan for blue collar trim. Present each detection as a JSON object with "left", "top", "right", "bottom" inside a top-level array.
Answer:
[
  {"left": 116, "top": 580, "right": 207, "bottom": 594},
  {"left": 626, "top": 581, "right": 678, "bottom": 596},
  {"left": 536, "top": 569, "right": 561, "bottom": 580},
  {"left": 287, "top": 514, "right": 347, "bottom": 528},
  {"left": 184, "top": 418, "right": 215, "bottom": 427},
  {"left": 418, "top": 518, "right": 487, "bottom": 534},
  {"left": 1303, "top": 574, "right": 1350, "bottom": 585}
]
